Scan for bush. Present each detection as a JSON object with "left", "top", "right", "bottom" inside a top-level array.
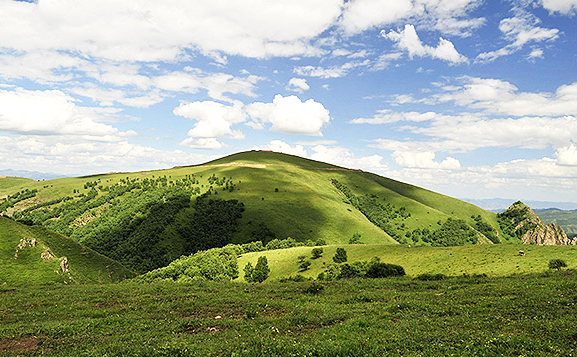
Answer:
[
  {"left": 311, "top": 248, "right": 323, "bottom": 259},
  {"left": 333, "top": 248, "right": 347, "bottom": 263},
  {"left": 279, "top": 275, "right": 310, "bottom": 283},
  {"left": 549, "top": 259, "right": 568, "bottom": 271},
  {"left": 244, "top": 256, "right": 270, "bottom": 283},
  {"left": 365, "top": 262, "right": 405, "bottom": 278},
  {"left": 301, "top": 281, "right": 324, "bottom": 295},
  {"left": 415, "top": 273, "right": 447, "bottom": 281},
  {"left": 299, "top": 260, "right": 312, "bottom": 271},
  {"left": 349, "top": 233, "right": 362, "bottom": 244}
]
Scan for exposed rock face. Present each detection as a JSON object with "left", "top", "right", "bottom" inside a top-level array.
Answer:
[{"left": 500, "top": 201, "right": 575, "bottom": 245}]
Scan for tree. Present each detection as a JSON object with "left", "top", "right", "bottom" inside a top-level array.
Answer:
[
  {"left": 297, "top": 255, "right": 306, "bottom": 263},
  {"left": 251, "top": 256, "right": 270, "bottom": 283},
  {"left": 549, "top": 259, "right": 568, "bottom": 271},
  {"left": 244, "top": 262, "right": 255, "bottom": 282},
  {"left": 349, "top": 233, "right": 361, "bottom": 244},
  {"left": 333, "top": 248, "right": 347, "bottom": 263},
  {"left": 311, "top": 247, "right": 323, "bottom": 259},
  {"left": 299, "top": 260, "right": 311, "bottom": 271}
]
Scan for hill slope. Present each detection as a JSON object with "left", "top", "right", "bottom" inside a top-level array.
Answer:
[
  {"left": 0, "top": 217, "right": 134, "bottom": 285},
  {"left": 0, "top": 151, "right": 515, "bottom": 273}
]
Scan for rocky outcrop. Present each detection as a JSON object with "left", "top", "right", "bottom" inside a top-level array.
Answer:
[{"left": 499, "top": 201, "right": 575, "bottom": 245}]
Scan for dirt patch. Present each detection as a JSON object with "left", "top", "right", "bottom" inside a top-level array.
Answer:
[{"left": 0, "top": 337, "right": 38, "bottom": 353}]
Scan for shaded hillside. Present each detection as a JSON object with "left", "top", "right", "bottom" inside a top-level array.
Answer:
[
  {"left": 1, "top": 151, "right": 513, "bottom": 272},
  {"left": 498, "top": 202, "right": 574, "bottom": 245},
  {"left": 0, "top": 217, "right": 134, "bottom": 286}
]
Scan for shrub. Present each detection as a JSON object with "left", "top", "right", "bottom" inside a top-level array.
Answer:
[
  {"left": 298, "top": 255, "right": 306, "bottom": 263},
  {"left": 301, "top": 281, "right": 324, "bottom": 295},
  {"left": 549, "top": 259, "right": 568, "bottom": 271},
  {"left": 311, "top": 248, "right": 323, "bottom": 259},
  {"left": 365, "top": 262, "right": 405, "bottom": 278},
  {"left": 415, "top": 273, "right": 447, "bottom": 281},
  {"left": 299, "top": 260, "right": 312, "bottom": 271},
  {"left": 252, "top": 256, "right": 270, "bottom": 283},
  {"left": 349, "top": 233, "right": 362, "bottom": 244},
  {"left": 333, "top": 248, "right": 347, "bottom": 263},
  {"left": 279, "top": 275, "right": 310, "bottom": 283}
]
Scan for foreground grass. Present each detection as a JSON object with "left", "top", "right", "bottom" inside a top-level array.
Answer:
[{"left": 1, "top": 272, "right": 577, "bottom": 356}]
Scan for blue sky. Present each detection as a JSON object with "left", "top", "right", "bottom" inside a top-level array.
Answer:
[{"left": 0, "top": 0, "right": 576, "bottom": 203}]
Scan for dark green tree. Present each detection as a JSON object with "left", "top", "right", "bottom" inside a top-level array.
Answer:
[
  {"left": 333, "top": 248, "right": 347, "bottom": 263},
  {"left": 549, "top": 259, "right": 568, "bottom": 271},
  {"left": 247, "top": 256, "right": 270, "bottom": 283},
  {"left": 311, "top": 247, "right": 323, "bottom": 259}
]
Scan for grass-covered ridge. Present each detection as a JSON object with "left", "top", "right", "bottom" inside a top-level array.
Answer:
[
  {"left": 1, "top": 151, "right": 519, "bottom": 273},
  {"left": 0, "top": 217, "right": 134, "bottom": 285}
]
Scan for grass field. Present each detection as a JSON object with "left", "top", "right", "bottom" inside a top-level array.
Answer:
[
  {"left": 238, "top": 244, "right": 577, "bottom": 281},
  {"left": 1, "top": 271, "right": 576, "bottom": 356}
]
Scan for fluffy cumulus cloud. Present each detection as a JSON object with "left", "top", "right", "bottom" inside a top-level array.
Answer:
[
  {"left": 477, "top": 11, "right": 559, "bottom": 62},
  {"left": 540, "top": 0, "right": 577, "bottom": 15},
  {"left": 391, "top": 151, "right": 461, "bottom": 169},
  {"left": 173, "top": 101, "right": 246, "bottom": 149},
  {"left": 339, "top": 0, "right": 484, "bottom": 36},
  {"left": 246, "top": 95, "right": 331, "bottom": 136},
  {"left": 437, "top": 77, "right": 577, "bottom": 117},
  {"left": 309, "top": 145, "right": 388, "bottom": 172},
  {"left": 0, "top": 135, "right": 217, "bottom": 176},
  {"left": 0, "top": 88, "right": 134, "bottom": 140},
  {"left": 382, "top": 25, "right": 467, "bottom": 64},
  {"left": 555, "top": 144, "right": 577, "bottom": 166},
  {"left": 0, "top": 0, "right": 344, "bottom": 61},
  {"left": 286, "top": 78, "right": 310, "bottom": 93}
]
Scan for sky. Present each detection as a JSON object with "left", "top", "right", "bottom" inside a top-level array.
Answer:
[{"left": 0, "top": 0, "right": 576, "bottom": 204}]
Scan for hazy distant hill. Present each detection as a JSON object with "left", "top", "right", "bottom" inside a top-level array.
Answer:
[{"left": 461, "top": 198, "right": 577, "bottom": 212}]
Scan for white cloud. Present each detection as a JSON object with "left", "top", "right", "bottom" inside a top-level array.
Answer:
[
  {"left": 540, "top": 0, "right": 577, "bottom": 15},
  {"left": 340, "top": 0, "right": 414, "bottom": 34},
  {"left": 0, "top": 0, "right": 344, "bottom": 61},
  {"left": 286, "top": 78, "right": 310, "bottom": 93},
  {"left": 527, "top": 48, "right": 544, "bottom": 60},
  {"left": 251, "top": 140, "right": 308, "bottom": 157},
  {"left": 392, "top": 151, "right": 461, "bottom": 169},
  {"left": 555, "top": 144, "right": 577, "bottom": 166},
  {"left": 309, "top": 145, "right": 388, "bottom": 172},
  {"left": 382, "top": 25, "right": 467, "bottom": 64},
  {"left": 0, "top": 88, "right": 135, "bottom": 140},
  {"left": 294, "top": 60, "right": 371, "bottom": 78},
  {"left": 246, "top": 95, "right": 331, "bottom": 136},
  {"left": 477, "top": 12, "right": 559, "bottom": 62},
  {"left": 0, "top": 135, "right": 217, "bottom": 175},
  {"left": 173, "top": 101, "right": 246, "bottom": 149},
  {"left": 350, "top": 110, "right": 437, "bottom": 124},
  {"left": 437, "top": 77, "right": 577, "bottom": 117}
]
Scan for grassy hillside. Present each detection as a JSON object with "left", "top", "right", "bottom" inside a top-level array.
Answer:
[
  {"left": 0, "top": 217, "right": 134, "bottom": 286},
  {"left": 237, "top": 244, "right": 577, "bottom": 281},
  {"left": 2, "top": 272, "right": 576, "bottom": 356},
  {"left": 0, "top": 151, "right": 509, "bottom": 272},
  {"left": 537, "top": 209, "right": 577, "bottom": 237},
  {"left": 0, "top": 176, "right": 35, "bottom": 191}
]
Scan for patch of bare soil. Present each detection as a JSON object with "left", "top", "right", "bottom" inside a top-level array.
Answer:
[{"left": 0, "top": 337, "right": 38, "bottom": 353}]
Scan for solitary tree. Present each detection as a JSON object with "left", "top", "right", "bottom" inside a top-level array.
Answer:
[
  {"left": 299, "top": 260, "right": 312, "bottom": 271},
  {"left": 311, "top": 247, "right": 323, "bottom": 259},
  {"left": 549, "top": 259, "right": 568, "bottom": 271},
  {"left": 333, "top": 248, "right": 348, "bottom": 263},
  {"left": 252, "top": 256, "right": 270, "bottom": 283}
]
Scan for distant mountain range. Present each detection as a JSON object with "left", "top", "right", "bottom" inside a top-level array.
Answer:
[
  {"left": 461, "top": 198, "right": 577, "bottom": 212},
  {"left": 0, "top": 169, "right": 76, "bottom": 181}
]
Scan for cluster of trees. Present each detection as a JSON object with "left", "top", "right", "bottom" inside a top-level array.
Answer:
[
  {"left": 497, "top": 202, "right": 536, "bottom": 239},
  {"left": 331, "top": 179, "right": 409, "bottom": 243},
  {"left": 244, "top": 256, "right": 270, "bottom": 283},
  {"left": 0, "top": 189, "right": 38, "bottom": 212},
  {"left": 319, "top": 256, "right": 405, "bottom": 280},
  {"left": 472, "top": 215, "right": 500, "bottom": 243},
  {"left": 404, "top": 218, "right": 478, "bottom": 246},
  {"left": 133, "top": 246, "right": 240, "bottom": 283}
]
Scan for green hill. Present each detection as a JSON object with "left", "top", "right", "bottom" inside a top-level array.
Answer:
[
  {"left": 0, "top": 217, "right": 135, "bottom": 286},
  {"left": 0, "top": 151, "right": 513, "bottom": 273},
  {"left": 237, "top": 244, "right": 577, "bottom": 281},
  {"left": 536, "top": 209, "right": 577, "bottom": 237}
]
